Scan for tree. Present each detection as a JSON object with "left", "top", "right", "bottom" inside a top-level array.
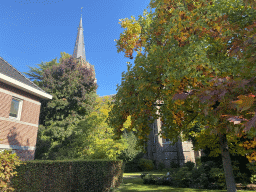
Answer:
[
  {"left": 107, "top": 0, "right": 256, "bottom": 191},
  {"left": 23, "top": 52, "right": 70, "bottom": 87},
  {"left": 53, "top": 95, "right": 130, "bottom": 160},
  {"left": 30, "top": 54, "right": 98, "bottom": 160}
]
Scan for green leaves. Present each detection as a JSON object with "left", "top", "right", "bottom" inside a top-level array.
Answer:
[
  {"left": 110, "top": 0, "right": 256, "bottom": 165},
  {"left": 32, "top": 53, "right": 98, "bottom": 160}
]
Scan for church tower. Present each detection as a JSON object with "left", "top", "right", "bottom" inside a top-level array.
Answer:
[{"left": 73, "top": 13, "right": 97, "bottom": 84}]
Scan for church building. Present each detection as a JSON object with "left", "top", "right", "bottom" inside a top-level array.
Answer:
[
  {"left": 101, "top": 95, "right": 203, "bottom": 169},
  {"left": 73, "top": 14, "right": 97, "bottom": 84}
]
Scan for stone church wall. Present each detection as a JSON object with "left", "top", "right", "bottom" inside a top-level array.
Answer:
[{"left": 143, "top": 100, "right": 202, "bottom": 169}]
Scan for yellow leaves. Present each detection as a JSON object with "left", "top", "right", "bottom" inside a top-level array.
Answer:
[
  {"left": 117, "top": 17, "right": 142, "bottom": 58},
  {"left": 231, "top": 94, "right": 255, "bottom": 112},
  {"left": 238, "top": 137, "right": 256, "bottom": 162},
  {"left": 215, "top": 25, "right": 221, "bottom": 32},
  {"left": 159, "top": 19, "right": 166, "bottom": 24},
  {"left": 174, "top": 100, "right": 185, "bottom": 106},
  {"left": 178, "top": 22, "right": 182, "bottom": 28},
  {"left": 241, "top": 140, "right": 256, "bottom": 150}
]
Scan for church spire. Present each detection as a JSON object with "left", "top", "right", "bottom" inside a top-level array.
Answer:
[
  {"left": 73, "top": 8, "right": 97, "bottom": 84},
  {"left": 73, "top": 11, "right": 86, "bottom": 61}
]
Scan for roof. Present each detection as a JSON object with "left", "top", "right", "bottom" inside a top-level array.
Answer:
[
  {"left": 0, "top": 57, "right": 52, "bottom": 100},
  {"left": 73, "top": 16, "right": 86, "bottom": 61}
]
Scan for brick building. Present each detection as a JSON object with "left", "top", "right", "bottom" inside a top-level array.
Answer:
[{"left": 0, "top": 57, "right": 52, "bottom": 161}]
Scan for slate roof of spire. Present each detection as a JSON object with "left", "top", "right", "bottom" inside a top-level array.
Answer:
[
  {"left": 73, "top": 15, "right": 97, "bottom": 84},
  {"left": 0, "top": 56, "right": 47, "bottom": 93},
  {"left": 73, "top": 15, "right": 86, "bottom": 61}
]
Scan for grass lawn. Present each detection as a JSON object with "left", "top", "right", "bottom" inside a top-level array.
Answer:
[{"left": 112, "top": 171, "right": 255, "bottom": 192}]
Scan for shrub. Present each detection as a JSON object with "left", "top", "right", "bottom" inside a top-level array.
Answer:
[
  {"left": 246, "top": 162, "right": 256, "bottom": 184},
  {"left": 138, "top": 158, "right": 154, "bottom": 171},
  {"left": 188, "top": 161, "right": 224, "bottom": 189},
  {"left": 117, "top": 131, "right": 143, "bottom": 163},
  {"left": 196, "top": 173, "right": 210, "bottom": 189},
  {"left": 197, "top": 161, "right": 217, "bottom": 179},
  {"left": 140, "top": 172, "right": 148, "bottom": 179},
  {"left": 195, "top": 157, "right": 202, "bottom": 167},
  {"left": 0, "top": 149, "right": 24, "bottom": 191},
  {"left": 209, "top": 167, "right": 226, "bottom": 189},
  {"left": 183, "top": 161, "right": 195, "bottom": 171},
  {"left": 190, "top": 167, "right": 205, "bottom": 184},
  {"left": 250, "top": 174, "right": 256, "bottom": 184},
  {"left": 232, "top": 160, "right": 250, "bottom": 184},
  {"left": 124, "top": 161, "right": 142, "bottom": 173},
  {"left": 171, "top": 166, "right": 192, "bottom": 188},
  {"left": 158, "top": 162, "right": 165, "bottom": 171},
  {"left": 155, "top": 175, "right": 173, "bottom": 186},
  {"left": 123, "top": 152, "right": 145, "bottom": 172},
  {"left": 142, "top": 174, "right": 156, "bottom": 185},
  {"left": 170, "top": 160, "right": 179, "bottom": 168}
]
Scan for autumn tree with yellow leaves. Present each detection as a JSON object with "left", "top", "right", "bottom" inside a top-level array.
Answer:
[{"left": 107, "top": 0, "right": 256, "bottom": 191}]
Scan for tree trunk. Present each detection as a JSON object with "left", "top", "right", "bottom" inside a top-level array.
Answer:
[{"left": 219, "top": 133, "right": 237, "bottom": 192}]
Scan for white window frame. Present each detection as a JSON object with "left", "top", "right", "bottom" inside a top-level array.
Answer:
[{"left": 9, "top": 96, "right": 23, "bottom": 121}]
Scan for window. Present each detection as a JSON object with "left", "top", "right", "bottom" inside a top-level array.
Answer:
[
  {"left": 152, "top": 122, "right": 158, "bottom": 144},
  {"left": 9, "top": 97, "right": 23, "bottom": 120}
]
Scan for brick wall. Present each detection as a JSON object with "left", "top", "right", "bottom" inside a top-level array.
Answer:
[
  {"left": 0, "top": 82, "right": 41, "bottom": 161},
  {"left": 14, "top": 149, "right": 35, "bottom": 161}
]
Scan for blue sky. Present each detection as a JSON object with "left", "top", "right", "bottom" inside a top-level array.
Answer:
[{"left": 0, "top": 0, "right": 152, "bottom": 97}]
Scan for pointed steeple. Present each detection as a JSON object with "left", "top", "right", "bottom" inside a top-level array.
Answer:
[
  {"left": 73, "top": 11, "right": 97, "bottom": 84},
  {"left": 73, "top": 14, "right": 86, "bottom": 61}
]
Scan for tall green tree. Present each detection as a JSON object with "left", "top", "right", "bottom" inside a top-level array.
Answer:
[
  {"left": 28, "top": 54, "right": 98, "bottom": 160},
  {"left": 107, "top": 0, "right": 256, "bottom": 191},
  {"left": 23, "top": 52, "right": 70, "bottom": 87},
  {"left": 53, "top": 95, "right": 130, "bottom": 160}
]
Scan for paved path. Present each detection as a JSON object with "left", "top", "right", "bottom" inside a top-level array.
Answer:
[{"left": 122, "top": 175, "right": 141, "bottom": 179}]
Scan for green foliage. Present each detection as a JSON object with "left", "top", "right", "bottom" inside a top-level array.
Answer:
[
  {"left": 171, "top": 167, "right": 193, "bottom": 188},
  {"left": 209, "top": 167, "right": 226, "bottom": 189},
  {"left": 158, "top": 161, "right": 165, "bottom": 171},
  {"left": 141, "top": 161, "right": 224, "bottom": 190},
  {"left": 247, "top": 161, "right": 256, "bottom": 175},
  {"left": 142, "top": 174, "right": 157, "bottom": 185},
  {"left": 232, "top": 159, "right": 250, "bottom": 184},
  {"left": 117, "top": 130, "right": 143, "bottom": 163},
  {"left": 141, "top": 160, "right": 254, "bottom": 190},
  {"left": 0, "top": 150, "right": 24, "bottom": 191},
  {"left": 33, "top": 53, "right": 98, "bottom": 160},
  {"left": 246, "top": 162, "right": 256, "bottom": 184},
  {"left": 50, "top": 95, "right": 129, "bottom": 161},
  {"left": 195, "top": 157, "right": 202, "bottom": 168},
  {"left": 123, "top": 152, "right": 145, "bottom": 173},
  {"left": 250, "top": 174, "right": 256, "bottom": 184},
  {"left": 170, "top": 160, "right": 180, "bottom": 168},
  {"left": 183, "top": 161, "right": 195, "bottom": 171},
  {"left": 110, "top": 0, "right": 256, "bottom": 190},
  {"left": 138, "top": 158, "right": 154, "bottom": 171}
]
